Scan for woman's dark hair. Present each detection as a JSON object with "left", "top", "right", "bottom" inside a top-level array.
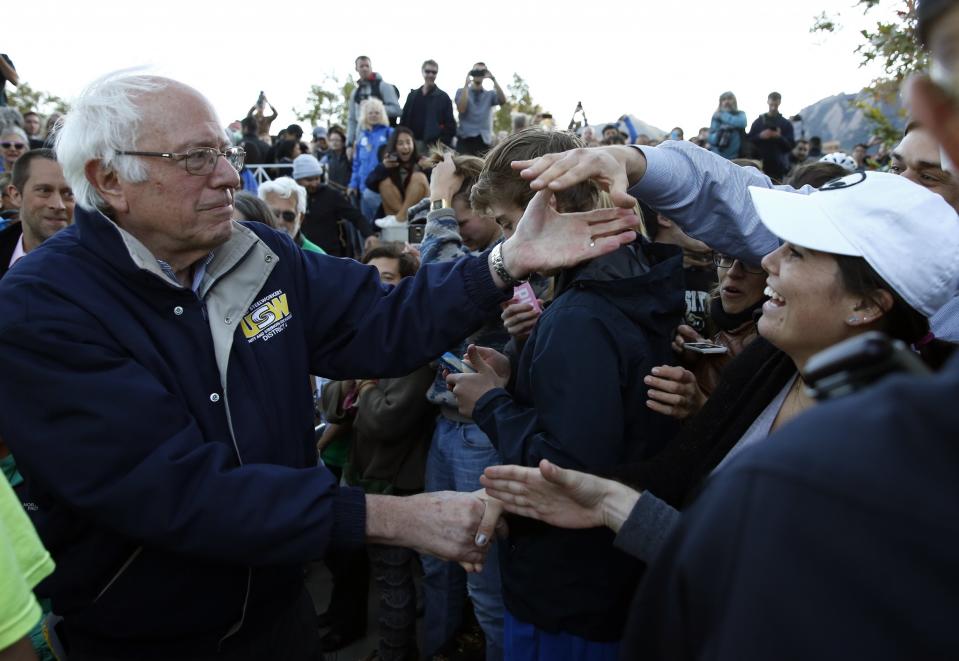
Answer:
[
  {"left": 380, "top": 126, "right": 420, "bottom": 189},
  {"left": 274, "top": 139, "right": 298, "bottom": 162},
  {"left": 786, "top": 162, "right": 848, "bottom": 189},
  {"left": 233, "top": 191, "right": 275, "bottom": 227},
  {"left": 328, "top": 126, "right": 346, "bottom": 149},
  {"left": 362, "top": 242, "right": 419, "bottom": 278},
  {"left": 835, "top": 255, "right": 952, "bottom": 369}
]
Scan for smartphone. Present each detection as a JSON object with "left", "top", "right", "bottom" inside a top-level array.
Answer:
[
  {"left": 683, "top": 341, "right": 729, "bottom": 355},
  {"left": 510, "top": 282, "right": 542, "bottom": 313},
  {"left": 438, "top": 351, "right": 476, "bottom": 374}
]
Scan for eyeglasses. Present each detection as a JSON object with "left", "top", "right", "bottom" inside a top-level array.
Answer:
[
  {"left": 272, "top": 209, "right": 298, "bottom": 223},
  {"left": 423, "top": 69, "right": 438, "bottom": 75},
  {"left": 116, "top": 146, "right": 246, "bottom": 175},
  {"left": 713, "top": 254, "right": 765, "bottom": 274},
  {"left": 1, "top": 142, "right": 26, "bottom": 150}
]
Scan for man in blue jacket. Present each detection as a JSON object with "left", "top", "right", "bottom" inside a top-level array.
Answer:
[{"left": 0, "top": 72, "right": 639, "bottom": 661}]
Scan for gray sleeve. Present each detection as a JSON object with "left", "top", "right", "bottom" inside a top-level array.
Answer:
[
  {"left": 613, "top": 491, "right": 682, "bottom": 563},
  {"left": 381, "top": 81, "right": 401, "bottom": 120},
  {"left": 629, "top": 140, "right": 816, "bottom": 264}
]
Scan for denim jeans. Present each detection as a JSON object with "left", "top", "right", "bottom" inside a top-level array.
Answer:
[
  {"left": 421, "top": 416, "right": 504, "bottom": 661},
  {"left": 361, "top": 188, "right": 382, "bottom": 220}
]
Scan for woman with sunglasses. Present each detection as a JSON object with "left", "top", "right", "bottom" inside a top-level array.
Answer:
[
  {"left": 646, "top": 253, "right": 767, "bottom": 419},
  {"left": 0, "top": 126, "right": 28, "bottom": 173}
]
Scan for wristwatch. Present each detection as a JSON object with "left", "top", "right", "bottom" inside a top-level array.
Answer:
[
  {"left": 490, "top": 242, "right": 526, "bottom": 287},
  {"left": 431, "top": 198, "right": 449, "bottom": 211}
]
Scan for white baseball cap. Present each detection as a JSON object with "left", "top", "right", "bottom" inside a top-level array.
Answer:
[{"left": 748, "top": 171, "right": 959, "bottom": 318}]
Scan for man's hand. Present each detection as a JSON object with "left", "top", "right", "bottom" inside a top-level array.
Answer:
[
  {"left": 429, "top": 152, "right": 463, "bottom": 202},
  {"left": 366, "top": 491, "right": 496, "bottom": 569},
  {"left": 496, "top": 188, "right": 640, "bottom": 282},
  {"left": 759, "top": 128, "right": 779, "bottom": 140},
  {"left": 481, "top": 459, "right": 640, "bottom": 533},
  {"left": 644, "top": 365, "right": 707, "bottom": 420},
  {"left": 447, "top": 345, "right": 507, "bottom": 418},
  {"left": 511, "top": 145, "right": 647, "bottom": 209}
]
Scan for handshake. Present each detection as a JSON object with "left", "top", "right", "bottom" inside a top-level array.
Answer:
[{"left": 368, "top": 488, "right": 506, "bottom": 572}]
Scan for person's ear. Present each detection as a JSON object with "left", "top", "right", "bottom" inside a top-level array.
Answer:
[
  {"left": 656, "top": 213, "right": 673, "bottom": 229},
  {"left": 6, "top": 184, "right": 21, "bottom": 208},
  {"left": 845, "top": 290, "right": 894, "bottom": 326},
  {"left": 85, "top": 160, "right": 129, "bottom": 215}
]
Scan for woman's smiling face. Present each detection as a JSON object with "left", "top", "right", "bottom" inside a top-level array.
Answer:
[{"left": 759, "top": 242, "right": 864, "bottom": 366}]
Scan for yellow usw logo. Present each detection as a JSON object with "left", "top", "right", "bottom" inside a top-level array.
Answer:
[{"left": 241, "top": 293, "right": 290, "bottom": 339}]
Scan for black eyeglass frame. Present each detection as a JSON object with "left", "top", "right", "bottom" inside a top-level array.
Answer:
[
  {"left": 116, "top": 146, "right": 246, "bottom": 175},
  {"left": 713, "top": 253, "right": 765, "bottom": 275}
]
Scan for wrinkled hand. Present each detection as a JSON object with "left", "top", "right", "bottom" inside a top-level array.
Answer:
[
  {"left": 429, "top": 152, "right": 463, "bottom": 202},
  {"left": 481, "top": 459, "right": 611, "bottom": 530},
  {"left": 499, "top": 188, "right": 639, "bottom": 280},
  {"left": 644, "top": 365, "right": 707, "bottom": 420},
  {"left": 671, "top": 324, "right": 705, "bottom": 355},
  {"left": 447, "top": 345, "right": 507, "bottom": 418},
  {"left": 382, "top": 491, "right": 496, "bottom": 570},
  {"left": 502, "top": 301, "right": 542, "bottom": 341}
]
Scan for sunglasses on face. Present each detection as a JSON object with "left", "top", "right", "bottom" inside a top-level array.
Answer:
[
  {"left": 423, "top": 70, "right": 438, "bottom": 75},
  {"left": 1, "top": 142, "right": 26, "bottom": 150},
  {"left": 272, "top": 209, "right": 297, "bottom": 223}
]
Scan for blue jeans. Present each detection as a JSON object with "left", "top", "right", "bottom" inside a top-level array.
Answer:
[
  {"left": 422, "top": 416, "right": 504, "bottom": 661},
  {"left": 504, "top": 611, "right": 620, "bottom": 661},
  {"left": 361, "top": 187, "right": 382, "bottom": 220}
]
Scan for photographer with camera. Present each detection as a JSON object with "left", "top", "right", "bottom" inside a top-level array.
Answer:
[{"left": 455, "top": 63, "right": 506, "bottom": 156}]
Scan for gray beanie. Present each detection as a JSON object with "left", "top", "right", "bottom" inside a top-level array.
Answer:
[{"left": 292, "top": 154, "right": 324, "bottom": 180}]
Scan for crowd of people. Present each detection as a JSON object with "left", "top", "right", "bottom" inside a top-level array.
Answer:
[{"left": 2, "top": 2, "right": 959, "bottom": 659}]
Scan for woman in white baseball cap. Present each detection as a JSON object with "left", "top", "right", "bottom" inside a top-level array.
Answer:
[{"left": 478, "top": 168, "right": 959, "bottom": 567}]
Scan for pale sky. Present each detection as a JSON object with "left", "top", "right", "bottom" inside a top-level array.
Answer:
[{"left": 8, "top": 0, "right": 898, "bottom": 137}]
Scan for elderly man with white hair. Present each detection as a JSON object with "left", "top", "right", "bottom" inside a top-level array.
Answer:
[
  {"left": 0, "top": 71, "right": 638, "bottom": 660},
  {"left": 257, "top": 176, "right": 325, "bottom": 254}
]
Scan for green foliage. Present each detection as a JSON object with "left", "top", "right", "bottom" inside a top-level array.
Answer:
[
  {"left": 494, "top": 73, "right": 543, "bottom": 134},
  {"left": 6, "top": 81, "right": 70, "bottom": 118},
  {"left": 812, "top": 0, "right": 925, "bottom": 145},
  {"left": 295, "top": 74, "right": 356, "bottom": 129}
]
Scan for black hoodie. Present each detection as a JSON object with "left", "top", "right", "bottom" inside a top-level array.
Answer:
[{"left": 473, "top": 239, "right": 685, "bottom": 641}]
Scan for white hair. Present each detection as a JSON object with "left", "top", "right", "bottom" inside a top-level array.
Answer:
[
  {"left": 358, "top": 98, "right": 388, "bottom": 131},
  {"left": 257, "top": 176, "right": 307, "bottom": 214},
  {"left": 0, "top": 125, "right": 28, "bottom": 143},
  {"left": 55, "top": 71, "right": 170, "bottom": 211}
]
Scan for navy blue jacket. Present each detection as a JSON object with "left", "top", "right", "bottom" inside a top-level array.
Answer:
[
  {"left": 623, "top": 355, "right": 959, "bottom": 659},
  {"left": 0, "top": 207, "right": 508, "bottom": 653},
  {"left": 474, "top": 240, "right": 684, "bottom": 641}
]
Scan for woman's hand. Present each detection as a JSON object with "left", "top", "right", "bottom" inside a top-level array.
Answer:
[
  {"left": 671, "top": 324, "right": 705, "bottom": 355},
  {"left": 481, "top": 459, "right": 640, "bottom": 533},
  {"left": 644, "top": 365, "right": 707, "bottom": 419}
]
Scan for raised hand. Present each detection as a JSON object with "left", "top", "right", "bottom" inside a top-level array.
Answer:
[{"left": 481, "top": 459, "right": 639, "bottom": 533}]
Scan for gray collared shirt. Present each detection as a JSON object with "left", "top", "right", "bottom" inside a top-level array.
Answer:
[{"left": 455, "top": 87, "right": 499, "bottom": 144}]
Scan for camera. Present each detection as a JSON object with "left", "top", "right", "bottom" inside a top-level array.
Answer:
[
  {"left": 387, "top": 152, "right": 399, "bottom": 161},
  {"left": 408, "top": 223, "right": 425, "bottom": 244},
  {"left": 469, "top": 68, "right": 486, "bottom": 78}
]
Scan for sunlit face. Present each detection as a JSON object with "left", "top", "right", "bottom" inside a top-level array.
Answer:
[
  {"left": 355, "top": 58, "right": 372, "bottom": 79},
  {"left": 365, "top": 105, "right": 383, "bottom": 126},
  {"left": 1, "top": 133, "right": 27, "bottom": 169},
  {"left": 890, "top": 128, "right": 959, "bottom": 212},
  {"left": 262, "top": 191, "right": 302, "bottom": 239},
  {"left": 454, "top": 197, "right": 501, "bottom": 250},
  {"left": 759, "top": 242, "right": 861, "bottom": 366},
  {"left": 369, "top": 256, "right": 402, "bottom": 284},
  {"left": 10, "top": 158, "right": 75, "bottom": 250},
  {"left": 395, "top": 133, "right": 414, "bottom": 162},
  {"left": 489, "top": 200, "right": 524, "bottom": 240},
  {"left": 716, "top": 256, "right": 766, "bottom": 315},
  {"left": 112, "top": 84, "right": 240, "bottom": 261},
  {"left": 328, "top": 133, "right": 344, "bottom": 151}
]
